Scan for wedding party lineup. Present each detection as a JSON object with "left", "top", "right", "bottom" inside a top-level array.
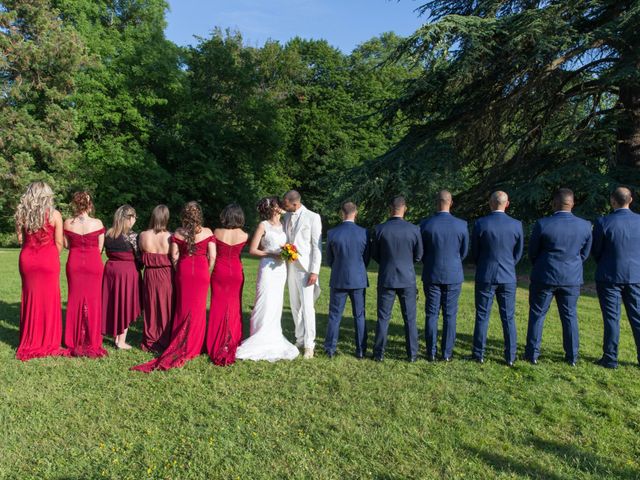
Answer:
[{"left": 12, "top": 181, "right": 640, "bottom": 370}]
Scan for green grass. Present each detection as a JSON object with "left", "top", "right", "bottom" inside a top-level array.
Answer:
[{"left": 1, "top": 248, "right": 639, "bottom": 479}]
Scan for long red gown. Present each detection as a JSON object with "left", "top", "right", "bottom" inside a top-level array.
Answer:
[
  {"left": 101, "top": 234, "right": 141, "bottom": 337},
  {"left": 140, "top": 251, "right": 174, "bottom": 353},
  {"left": 206, "top": 239, "right": 246, "bottom": 366},
  {"left": 64, "top": 228, "right": 108, "bottom": 358},
  {"left": 131, "top": 235, "right": 213, "bottom": 372},
  {"left": 17, "top": 221, "right": 70, "bottom": 360}
]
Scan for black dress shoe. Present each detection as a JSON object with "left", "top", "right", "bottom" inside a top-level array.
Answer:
[
  {"left": 595, "top": 358, "right": 617, "bottom": 369},
  {"left": 568, "top": 360, "right": 577, "bottom": 367},
  {"left": 426, "top": 354, "right": 436, "bottom": 362},
  {"left": 526, "top": 357, "right": 538, "bottom": 365},
  {"left": 506, "top": 360, "right": 515, "bottom": 367}
]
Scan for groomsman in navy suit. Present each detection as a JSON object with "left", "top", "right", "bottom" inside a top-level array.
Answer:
[
  {"left": 592, "top": 187, "right": 640, "bottom": 369},
  {"left": 420, "top": 190, "right": 469, "bottom": 361},
  {"left": 371, "top": 196, "right": 423, "bottom": 362},
  {"left": 524, "top": 188, "right": 592, "bottom": 366},
  {"left": 470, "top": 191, "right": 524, "bottom": 365},
  {"left": 324, "top": 202, "right": 370, "bottom": 359}
]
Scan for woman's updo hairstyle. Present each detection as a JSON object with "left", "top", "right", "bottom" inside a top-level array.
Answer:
[
  {"left": 181, "top": 201, "right": 203, "bottom": 255},
  {"left": 257, "top": 196, "right": 281, "bottom": 221},
  {"left": 70, "top": 191, "right": 93, "bottom": 217}
]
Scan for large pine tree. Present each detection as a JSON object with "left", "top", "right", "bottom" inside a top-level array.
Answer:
[{"left": 368, "top": 0, "right": 640, "bottom": 222}]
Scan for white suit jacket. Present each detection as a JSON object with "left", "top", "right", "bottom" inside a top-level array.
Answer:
[{"left": 284, "top": 205, "right": 322, "bottom": 274}]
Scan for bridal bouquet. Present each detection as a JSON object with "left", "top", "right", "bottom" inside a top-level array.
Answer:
[{"left": 280, "top": 243, "right": 299, "bottom": 262}]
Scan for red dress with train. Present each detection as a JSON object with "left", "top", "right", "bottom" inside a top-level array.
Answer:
[
  {"left": 17, "top": 221, "right": 70, "bottom": 360},
  {"left": 132, "top": 235, "right": 213, "bottom": 372},
  {"left": 140, "top": 251, "right": 174, "bottom": 352},
  {"left": 64, "top": 228, "right": 108, "bottom": 358},
  {"left": 206, "top": 238, "right": 246, "bottom": 366}
]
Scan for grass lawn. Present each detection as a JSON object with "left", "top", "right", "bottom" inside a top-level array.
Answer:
[{"left": 1, "top": 247, "right": 639, "bottom": 479}]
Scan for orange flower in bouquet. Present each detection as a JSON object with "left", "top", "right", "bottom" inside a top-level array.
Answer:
[{"left": 280, "top": 243, "right": 299, "bottom": 262}]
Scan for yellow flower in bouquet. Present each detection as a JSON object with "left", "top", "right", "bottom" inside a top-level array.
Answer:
[{"left": 281, "top": 243, "right": 299, "bottom": 262}]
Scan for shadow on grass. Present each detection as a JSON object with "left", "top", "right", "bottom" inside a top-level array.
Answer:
[
  {"left": 0, "top": 301, "right": 20, "bottom": 348},
  {"left": 464, "top": 435, "right": 640, "bottom": 479}
]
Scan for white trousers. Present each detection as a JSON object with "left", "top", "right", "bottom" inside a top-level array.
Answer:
[{"left": 287, "top": 262, "right": 318, "bottom": 348}]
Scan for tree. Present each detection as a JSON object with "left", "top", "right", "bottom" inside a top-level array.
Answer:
[
  {"left": 372, "top": 0, "right": 640, "bottom": 222},
  {"left": 0, "top": 0, "right": 88, "bottom": 230}
]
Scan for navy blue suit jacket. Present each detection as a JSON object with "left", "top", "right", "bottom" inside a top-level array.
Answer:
[
  {"left": 529, "top": 211, "right": 592, "bottom": 286},
  {"left": 592, "top": 208, "right": 640, "bottom": 284},
  {"left": 419, "top": 212, "right": 469, "bottom": 284},
  {"left": 371, "top": 217, "right": 423, "bottom": 289},
  {"left": 326, "top": 221, "right": 370, "bottom": 289},
  {"left": 472, "top": 211, "right": 524, "bottom": 284}
]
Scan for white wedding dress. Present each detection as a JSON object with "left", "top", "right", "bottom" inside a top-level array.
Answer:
[{"left": 236, "top": 221, "right": 300, "bottom": 361}]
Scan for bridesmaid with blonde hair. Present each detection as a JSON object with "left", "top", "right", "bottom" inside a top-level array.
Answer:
[
  {"left": 63, "top": 191, "right": 108, "bottom": 357},
  {"left": 102, "top": 204, "right": 141, "bottom": 349},
  {"left": 14, "top": 181, "right": 69, "bottom": 360},
  {"left": 139, "top": 205, "right": 174, "bottom": 353}
]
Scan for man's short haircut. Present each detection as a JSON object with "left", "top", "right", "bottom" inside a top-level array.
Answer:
[
  {"left": 611, "top": 186, "right": 632, "bottom": 206},
  {"left": 390, "top": 196, "right": 406, "bottom": 210},
  {"left": 284, "top": 190, "right": 301, "bottom": 203},
  {"left": 553, "top": 188, "right": 574, "bottom": 206},
  {"left": 490, "top": 191, "right": 508, "bottom": 206},
  {"left": 341, "top": 201, "right": 357, "bottom": 216},
  {"left": 436, "top": 190, "right": 452, "bottom": 204}
]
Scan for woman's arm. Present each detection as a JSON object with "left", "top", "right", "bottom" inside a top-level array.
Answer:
[
  {"left": 248, "top": 223, "right": 271, "bottom": 258},
  {"left": 208, "top": 240, "right": 217, "bottom": 273},
  {"left": 170, "top": 240, "right": 179, "bottom": 267},
  {"left": 53, "top": 210, "right": 64, "bottom": 254},
  {"left": 15, "top": 225, "right": 22, "bottom": 246}
]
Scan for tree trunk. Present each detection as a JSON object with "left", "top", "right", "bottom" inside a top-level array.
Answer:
[{"left": 616, "top": 83, "right": 640, "bottom": 168}]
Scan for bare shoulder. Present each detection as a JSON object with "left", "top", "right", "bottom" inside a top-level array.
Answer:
[
  {"left": 202, "top": 227, "right": 214, "bottom": 236},
  {"left": 52, "top": 209, "right": 63, "bottom": 222}
]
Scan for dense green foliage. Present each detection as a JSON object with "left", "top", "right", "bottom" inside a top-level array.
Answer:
[
  {"left": 1, "top": 249, "right": 640, "bottom": 478},
  {"left": 366, "top": 0, "right": 640, "bottom": 223},
  {"left": 1, "top": 0, "right": 638, "bottom": 234}
]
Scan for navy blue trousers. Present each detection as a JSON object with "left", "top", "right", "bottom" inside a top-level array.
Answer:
[
  {"left": 424, "top": 283, "right": 462, "bottom": 359},
  {"left": 472, "top": 282, "right": 517, "bottom": 363},
  {"left": 373, "top": 285, "right": 418, "bottom": 359},
  {"left": 525, "top": 284, "right": 580, "bottom": 362},
  {"left": 324, "top": 288, "right": 367, "bottom": 356},
  {"left": 596, "top": 282, "right": 640, "bottom": 367}
]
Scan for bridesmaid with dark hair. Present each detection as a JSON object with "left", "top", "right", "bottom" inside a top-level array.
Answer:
[
  {"left": 63, "top": 191, "right": 108, "bottom": 358},
  {"left": 102, "top": 204, "right": 141, "bottom": 349},
  {"left": 132, "top": 201, "right": 215, "bottom": 372},
  {"left": 14, "top": 181, "right": 69, "bottom": 360},
  {"left": 139, "top": 205, "right": 174, "bottom": 353},
  {"left": 206, "top": 203, "right": 249, "bottom": 366}
]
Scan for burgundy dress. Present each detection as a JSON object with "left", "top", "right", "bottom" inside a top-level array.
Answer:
[
  {"left": 101, "top": 233, "right": 141, "bottom": 337},
  {"left": 206, "top": 239, "right": 246, "bottom": 366},
  {"left": 17, "top": 221, "right": 70, "bottom": 360},
  {"left": 132, "top": 235, "right": 213, "bottom": 372},
  {"left": 64, "top": 228, "right": 108, "bottom": 358},
  {"left": 140, "top": 251, "right": 174, "bottom": 352}
]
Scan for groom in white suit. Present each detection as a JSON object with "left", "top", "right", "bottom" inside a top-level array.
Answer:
[{"left": 282, "top": 190, "right": 322, "bottom": 359}]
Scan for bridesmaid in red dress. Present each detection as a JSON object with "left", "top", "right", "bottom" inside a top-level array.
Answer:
[
  {"left": 63, "top": 191, "right": 108, "bottom": 358},
  {"left": 139, "top": 205, "right": 174, "bottom": 353},
  {"left": 132, "top": 202, "right": 215, "bottom": 372},
  {"left": 102, "top": 205, "right": 141, "bottom": 349},
  {"left": 14, "top": 181, "right": 69, "bottom": 360},
  {"left": 206, "top": 204, "right": 248, "bottom": 366}
]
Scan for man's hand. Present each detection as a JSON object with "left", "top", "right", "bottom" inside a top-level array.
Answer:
[{"left": 307, "top": 273, "right": 318, "bottom": 286}]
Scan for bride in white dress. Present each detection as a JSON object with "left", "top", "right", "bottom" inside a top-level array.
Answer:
[{"left": 236, "top": 197, "right": 299, "bottom": 361}]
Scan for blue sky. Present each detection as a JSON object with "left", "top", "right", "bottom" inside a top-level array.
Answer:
[{"left": 165, "top": 0, "right": 426, "bottom": 52}]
